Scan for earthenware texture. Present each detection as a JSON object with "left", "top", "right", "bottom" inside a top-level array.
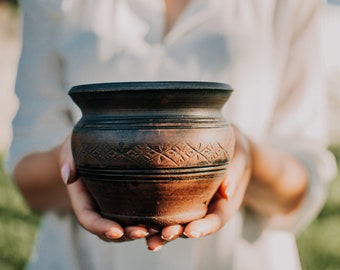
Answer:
[{"left": 69, "top": 81, "right": 234, "bottom": 227}]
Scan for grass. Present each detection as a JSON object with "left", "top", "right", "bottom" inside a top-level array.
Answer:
[
  {"left": 0, "top": 147, "right": 339, "bottom": 270},
  {"left": 0, "top": 157, "right": 40, "bottom": 270},
  {"left": 297, "top": 145, "right": 340, "bottom": 270}
]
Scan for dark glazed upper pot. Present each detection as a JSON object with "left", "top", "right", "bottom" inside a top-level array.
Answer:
[{"left": 69, "top": 81, "right": 234, "bottom": 227}]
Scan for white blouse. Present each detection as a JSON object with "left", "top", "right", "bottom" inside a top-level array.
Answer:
[{"left": 8, "top": 0, "right": 337, "bottom": 269}]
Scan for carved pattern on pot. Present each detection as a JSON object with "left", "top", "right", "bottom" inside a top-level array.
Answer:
[{"left": 74, "top": 141, "right": 231, "bottom": 169}]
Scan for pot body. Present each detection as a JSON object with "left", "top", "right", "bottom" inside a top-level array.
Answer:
[{"left": 69, "top": 81, "right": 234, "bottom": 227}]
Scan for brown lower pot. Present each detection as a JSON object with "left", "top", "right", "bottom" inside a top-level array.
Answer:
[{"left": 83, "top": 170, "right": 226, "bottom": 226}]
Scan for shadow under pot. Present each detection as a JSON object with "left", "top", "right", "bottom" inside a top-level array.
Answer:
[{"left": 69, "top": 81, "right": 235, "bottom": 227}]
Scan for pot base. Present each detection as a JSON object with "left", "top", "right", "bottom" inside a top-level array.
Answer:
[{"left": 82, "top": 169, "right": 225, "bottom": 227}]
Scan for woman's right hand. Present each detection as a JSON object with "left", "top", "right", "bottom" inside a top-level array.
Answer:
[{"left": 58, "top": 136, "right": 151, "bottom": 243}]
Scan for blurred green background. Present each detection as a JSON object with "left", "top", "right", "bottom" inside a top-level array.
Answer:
[
  {"left": 0, "top": 145, "right": 339, "bottom": 270},
  {"left": 297, "top": 145, "right": 340, "bottom": 269}
]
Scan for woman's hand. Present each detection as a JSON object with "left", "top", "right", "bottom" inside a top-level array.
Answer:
[
  {"left": 146, "top": 126, "right": 252, "bottom": 251},
  {"left": 59, "top": 136, "right": 150, "bottom": 242},
  {"left": 146, "top": 124, "right": 308, "bottom": 251}
]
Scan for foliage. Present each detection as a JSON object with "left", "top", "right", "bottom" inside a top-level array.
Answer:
[
  {"left": 0, "top": 157, "right": 40, "bottom": 270},
  {"left": 0, "top": 0, "right": 18, "bottom": 7},
  {"left": 297, "top": 145, "right": 340, "bottom": 269}
]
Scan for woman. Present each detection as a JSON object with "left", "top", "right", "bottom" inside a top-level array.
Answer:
[{"left": 8, "top": 0, "right": 336, "bottom": 269}]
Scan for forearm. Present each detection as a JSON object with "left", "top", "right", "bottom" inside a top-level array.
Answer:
[
  {"left": 244, "top": 140, "right": 308, "bottom": 216},
  {"left": 13, "top": 145, "right": 70, "bottom": 212}
]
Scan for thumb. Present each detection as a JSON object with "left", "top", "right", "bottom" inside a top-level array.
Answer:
[
  {"left": 60, "top": 135, "right": 79, "bottom": 184},
  {"left": 219, "top": 174, "right": 235, "bottom": 201}
]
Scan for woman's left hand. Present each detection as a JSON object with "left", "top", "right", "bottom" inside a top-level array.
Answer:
[
  {"left": 60, "top": 135, "right": 151, "bottom": 242},
  {"left": 146, "top": 126, "right": 252, "bottom": 251}
]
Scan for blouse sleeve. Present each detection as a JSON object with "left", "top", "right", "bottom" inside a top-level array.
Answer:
[
  {"left": 6, "top": 0, "right": 73, "bottom": 173},
  {"left": 264, "top": 0, "right": 337, "bottom": 233}
]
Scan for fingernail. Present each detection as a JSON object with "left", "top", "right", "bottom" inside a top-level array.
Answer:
[
  {"left": 161, "top": 234, "right": 176, "bottom": 241},
  {"left": 225, "top": 181, "right": 235, "bottom": 201},
  {"left": 149, "top": 228, "right": 160, "bottom": 236},
  {"left": 148, "top": 245, "right": 163, "bottom": 252},
  {"left": 105, "top": 228, "right": 124, "bottom": 239},
  {"left": 183, "top": 231, "right": 201, "bottom": 238},
  {"left": 61, "top": 164, "right": 70, "bottom": 184},
  {"left": 130, "top": 230, "right": 149, "bottom": 239}
]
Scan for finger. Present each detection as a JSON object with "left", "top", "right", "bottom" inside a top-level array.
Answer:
[
  {"left": 184, "top": 126, "right": 251, "bottom": 239},
  {"left": 219, "top": 141, "right": 251, "bottom": 200},
  {"left": 146, "top": 235, "right": 167, "bottom": 252},
  {"left": 59, "top": 136, "right": 78, "bottom": 184},
  {"left": 183, "top": 197, "right": 229, "bottom": 238},
  {"left": 185, "top": 168, "right": 250, "bottom": 238},
  {"left": 148, "top": 227, "right": 161, "bottom": 236},
  {"left": 61, "top": 163, "right": 79, "bottom": 185},
  {"left": 219, "top": 174, "right": 235, "bottom": 201},
  {"left": 61, "top": 163, "right": 79, "bottom": 184},
  {"left": 219, "top": 162, "right": 240, "bottom": 201},
  {"left": 67, "top": 179, "right": 124, "bottom": 241},
  {"left": 124, "top": 226, "right": 150, "bottom": 240},
  {"left": 161, "top": 224, "right": 184, "bottom": 241},
  {"left": 219, "top": 180, "right": 235, "bottom": 201}
]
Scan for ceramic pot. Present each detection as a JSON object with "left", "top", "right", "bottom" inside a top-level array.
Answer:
[{"left": 69, "top": 81, "right": 234, "bottom": 227}]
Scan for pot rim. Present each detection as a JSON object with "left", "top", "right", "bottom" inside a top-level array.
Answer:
[{"left": 69, "top": 81, "right": 233, "bottom": 94}]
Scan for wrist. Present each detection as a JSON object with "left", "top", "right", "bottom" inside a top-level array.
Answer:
[
  {"left": 248, "top": 140, "right": 283, "bottom": 186},
  {"left": 246, "top": 140, "right": 308, "bottom": 214}
]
